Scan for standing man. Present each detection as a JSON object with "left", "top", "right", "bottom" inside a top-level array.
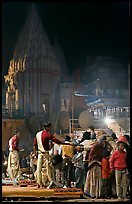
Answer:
[
  {"left": 34, "top": 122, "right": 64, "bottom": 188},
  {"left": 7, "top": 129, "right": 22, "bottom": 183},
  {"left": 88, "top": 126, "right": 96, "bottom": 140}
]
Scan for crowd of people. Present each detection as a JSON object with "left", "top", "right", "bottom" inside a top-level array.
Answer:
[{"left": 2, "top": 123, "right": 130, "bottom": 201}]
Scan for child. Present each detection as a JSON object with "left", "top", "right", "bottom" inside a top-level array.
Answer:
[
  {"left": 110, "top": 141, "right": 129, "bottom": 200},
  {"left": 100, "top": 150, "right": 112, "bottom": 199}
]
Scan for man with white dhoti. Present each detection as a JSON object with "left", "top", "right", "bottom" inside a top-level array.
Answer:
[
  {"left": 34, "top": 122, "right": 64, "bottom": 188},
  {"left": 7, "top": 129, "right": 21, "bottom": 183}
]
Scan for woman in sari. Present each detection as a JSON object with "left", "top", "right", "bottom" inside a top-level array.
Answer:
[{"left": 84, "top": 135, "right": 107, "bottom": 198}]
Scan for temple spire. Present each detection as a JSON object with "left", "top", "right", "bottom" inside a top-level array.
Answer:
[
  {"left": 53, "top": 37, "right": 68, "bottom": 75},
  {"left": 4, "top": 4, "right": 61, "bottom": 116}
]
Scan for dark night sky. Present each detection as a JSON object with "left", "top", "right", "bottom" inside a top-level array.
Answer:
[{"left": 2, "top": 2, "right": 129, "bottom": 85}]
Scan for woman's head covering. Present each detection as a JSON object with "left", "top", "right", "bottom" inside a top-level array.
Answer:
[
  {"left": 98, "top": 135, "right": 107, "bottom": 145},
  {"left": 97, "top": 129, "right": 106, "bottom": 136}
]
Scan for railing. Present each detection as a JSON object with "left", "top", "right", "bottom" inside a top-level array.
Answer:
[
  {"left": 2, "top": 107, "right": 25, "bottom": 119},
  {"left": 2, "top": 107, "right": 46, "bottom": 120},
  {"left": 106, "top": 111, "right": 130, "bottom": 119}
]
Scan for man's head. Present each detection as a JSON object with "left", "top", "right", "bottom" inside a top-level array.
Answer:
[
  {"left": 88, "top": 126, "right": 94, "bottom": 132},
  {"left": 14, "top": 129, "right": 20, "bottom": 137},
  {"left": 82, "top": 131, "right": 91, "bottom": 141},
  {"left": 44, "top": 122, "right": 52, "bottom": 131},
  {"left": 76, "top": 145, "right": 83, "bottom": 152},
  {"left": 65, "top": 135, "right": 71, "bottom": 142}
]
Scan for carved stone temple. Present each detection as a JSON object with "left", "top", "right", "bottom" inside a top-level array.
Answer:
[{"left": 4, "top": 5, "right": 69, "bottom": 124}]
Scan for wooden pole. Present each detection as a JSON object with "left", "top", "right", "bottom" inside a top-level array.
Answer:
[
  {"left": 15, "top": 89, "right": 19, "bottom": 110},
  {"left": 72, "top": 93, "right": 74, "bottom": 133}
]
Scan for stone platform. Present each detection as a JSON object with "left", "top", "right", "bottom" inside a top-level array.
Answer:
[
  {"left": 2, "top": 185, "right": 83, "bottom": 200},
  {"left": 2, "top": 185, "right": 130, "bottom": 202}
]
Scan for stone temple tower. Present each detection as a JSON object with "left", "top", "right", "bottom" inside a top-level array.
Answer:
[{"left": 4, "top": 4, "right": 62, "bottom": 123}]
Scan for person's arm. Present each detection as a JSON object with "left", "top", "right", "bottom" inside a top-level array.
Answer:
[
  {"left": 109, "top": 152, "right": 115, "bottom": 173},
  {"left": 50, "top": 134, "right": 65, "bottom": 144}
]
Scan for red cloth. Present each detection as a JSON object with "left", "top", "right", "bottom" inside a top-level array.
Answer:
[
  {"left": 9, "top": 135, "right": 19, "bottom": 151},
  {"left": 109, "top": 149, "right": 127, "bottom": 171},
  {"left": 89, "top": 142, "right": 106, "bottom": 162},
  {"left": 34, "top": 130, "right": 62, "bottom": 151},
  {"left": 102, "top": 158, "right": 111, "bottom": 178}
]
